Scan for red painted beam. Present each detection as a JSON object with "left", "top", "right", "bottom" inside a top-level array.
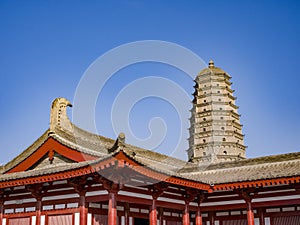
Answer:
[{"left": 253, "top": 198, "right": 300, "bottom": 208}]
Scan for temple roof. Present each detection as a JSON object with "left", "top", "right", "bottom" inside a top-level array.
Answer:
[
  {"left": 180, "top": 152, "right": 300, "bottom": 184},
  {"left": 0, "top": 98, "right": 299, "bottom": 190}
]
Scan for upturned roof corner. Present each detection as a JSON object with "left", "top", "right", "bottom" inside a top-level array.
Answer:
[
  {"left": 50, "top": 97, "right": 73, "bottom": 132},
  {"left": 108, "top": 132, "right": 126, "bottom": 153}
]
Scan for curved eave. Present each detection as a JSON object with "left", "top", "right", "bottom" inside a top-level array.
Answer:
[
  {"left": 0, "top": 162, "right": 97, "bottom": 188},
  {"left": 115, "top": 150, "right": 211, "bottom": 191},
  {"left": 0, "top": 150, "right": 211, "bottom": 191},
  {"left": 213, "top": 176, "right": 300, "bottom": 191}
]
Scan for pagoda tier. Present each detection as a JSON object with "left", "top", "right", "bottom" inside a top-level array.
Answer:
[{"left": 188, "top": 60, "right": 246, "bottom": 163}]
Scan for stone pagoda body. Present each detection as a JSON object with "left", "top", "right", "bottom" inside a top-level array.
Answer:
[{"left": 188, "top": 60, "right": 246, "bottom": 163}]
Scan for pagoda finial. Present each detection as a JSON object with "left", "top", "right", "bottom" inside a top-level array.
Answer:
[{"left": 208, "top": 60, "right": 214, "bottom": 68}]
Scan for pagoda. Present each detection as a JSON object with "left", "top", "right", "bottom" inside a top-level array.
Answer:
[{"left": 188, "top": 60, "right": 246, "bottom": 163}]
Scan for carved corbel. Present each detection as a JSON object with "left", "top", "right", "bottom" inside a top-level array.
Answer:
[
  {"left": 183, "top": 188, "right": 199, "bottom": 204},
  {"left": 239, "top": 188, "right": 257, "bottom": 203},
  {"left": 150, "top": 182, "right": 168, "bottom": 199},
  {"left": 27, "top": 184, "right": 44, "bottom": 201},
  {"left": 69, "top": 177, "right": 88, "bottom": 195},
  {"left": 197, "top": 192, "right": 206, "bottom": 205},
  {"left": 99, "top": 176, "right": 120, "bottom": 193}
]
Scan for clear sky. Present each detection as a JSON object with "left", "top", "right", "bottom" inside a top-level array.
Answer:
[{"left": 1, "top": 0, "right": 300, "bottom": 164}]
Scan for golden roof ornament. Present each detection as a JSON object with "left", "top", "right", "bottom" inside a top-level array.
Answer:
[{"left": 208, "top": 59, "right": 214, "bottom": 68}]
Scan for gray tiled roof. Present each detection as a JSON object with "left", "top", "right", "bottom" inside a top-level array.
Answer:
[
  {"left": 180, "top": 155, "right": 300, "bottom": 184},
  {"left": 2, "top": 122, "right": 299, "bottom": 185},
  {"left": 1, "top": 97, "right": 299, "bottom": 186}
]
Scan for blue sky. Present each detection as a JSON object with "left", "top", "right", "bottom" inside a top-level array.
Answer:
[{"left": 0, "top": 0, "right": 300, "bottom": 164}]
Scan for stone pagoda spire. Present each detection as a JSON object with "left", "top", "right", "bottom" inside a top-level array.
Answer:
[{"left": 188, "top": 60, "right": 246, "bottom": 163}]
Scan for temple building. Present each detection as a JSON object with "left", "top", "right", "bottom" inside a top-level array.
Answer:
[{"left": 0, "top": 61, "right": 299, "bottom": 225}]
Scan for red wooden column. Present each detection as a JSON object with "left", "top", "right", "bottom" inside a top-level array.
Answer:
[
  {"left": 70, "top": 178, "right": 88, "bottom": 225},
  {"left": 28, "top": 185, "right": 43, "bottom": 225},
  {"left": 208, "top": 212, "right": 215, "bottom": 225},
  {"left": 159, "top": 208, "right": 164, "bottom": 225},
  {"left": 195, "top": 194, "right": 204, "bottom": 225},
  {"left": 182, "top": 189, "right": 199, "bottom": 225},
  {"left": 150, "top": 183, "right": 168, "bottom": 225},
  {"left": 150, "top": 197, "right": 158, "bottom": 225},
  {"left": 36, "top": 196, "right": 42, "bottom": 225},
  {"left": 246, "top": 200, "right": 255, "bottom": 225},
  {"left": 100, "top": 178, "right": 120, "bottom": 225},
  {"left": 108, "top": 190, "right": 118, "bottom": 225},
  {"left": 183, "top": 200, "right": 190, "bottom": 225},
  {"left": 0, "top": 204, "right": 3, "bottom": 225},
  {"left": 0, "top": 189, "right": 4, "bottom": 225},
  {"left": 240, "top": 189, "right": 255, "bottom": 225},
  {"left": 79, "top": 192, "right": 87, "bottom": 225},
  {"left": 258, "top": 209, "right": 265, "bottom": 225},
  {"left": 124, "top": 203, "right": 130, "bottom": 225},
  {"left": 195, "top": 205, "right": 202, "bottom": 225}
]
